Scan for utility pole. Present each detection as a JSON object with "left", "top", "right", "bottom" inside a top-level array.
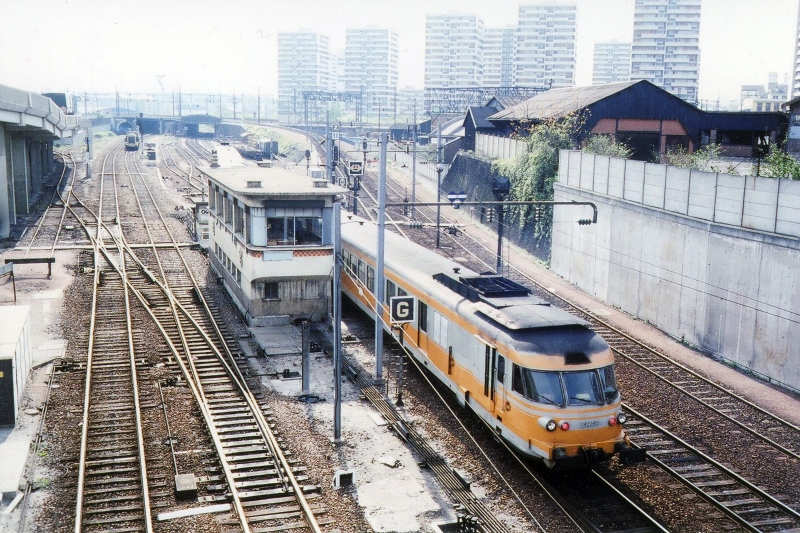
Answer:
[
  {"left": 435, "top": 125, "right": 443, "bottom": 248},
  {"left": 411, "top": 102, "right": 417, "bottom": 220},
  {"left": 333, "top": 202, "right": 343, "bottom": 442},
  {"left": 325, "top": 127, "right": 332, "bottom": 184},
  {"left": 374, "top": 132, "right": 388, "bottom": 390}
]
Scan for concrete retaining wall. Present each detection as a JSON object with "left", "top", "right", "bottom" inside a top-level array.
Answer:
[{"left": 552, "top": 150, "right": 800, "bottom": 392}]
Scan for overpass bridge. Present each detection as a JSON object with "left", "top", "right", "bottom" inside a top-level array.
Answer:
[{"left": 0, "top": 84, "right": 80, "bottom": 239}]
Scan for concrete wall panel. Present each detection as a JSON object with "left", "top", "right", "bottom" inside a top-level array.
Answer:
[
  {"left": 752, "top": 244, "right": 799, "bottom": 385},
  {"left": 664, "top": 166, "right": 690, "bottom": 214},
  {"left": 714, "top": 174, "right": 745, "bottom": 226},
  {"left": 607, "top": 157, "right": 626, "bottom": 197},
  {"left": 742, "top": 176, "right": 779, "bottom": 233},
  {"left": 642, "top": 163, "right": 667, "bottom": 208},
  {"left": 776, "top": 179, "right": 800, "bottom": 236},
  {"left": 677, "top": 225, "right": 710, "bottom": 344},
  {"left": 579, "top": 153, "right": 596, "bottom": 190},
  {"left": 592, "top": 155, "right": 610, "bottom": 194},
  {"left": 687, "top": 170, "right": 716, "bottom": 220},
  {"left": 566, "top": 150, "right": 582, "bottom": 187},
  {"left": 622, "top": 160, "right": 645, "bottom": 203}
]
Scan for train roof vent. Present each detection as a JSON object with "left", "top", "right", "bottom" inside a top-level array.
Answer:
[
  {"left": 460, "top": 275, "right": 531, "bottom": 298},
  {"left": 433, "top": 273, "right": 480, "bottom": 302}
]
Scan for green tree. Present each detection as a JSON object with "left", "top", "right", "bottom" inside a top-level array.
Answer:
[
  {"left": 491, "top": 114, "right": 584, "bottom": 256},
  {"left": 762, "top": 144, "right": 800, "bottom": 180},
  {"left": 584, "top": 134, "right": 633, "bottom": 158}
]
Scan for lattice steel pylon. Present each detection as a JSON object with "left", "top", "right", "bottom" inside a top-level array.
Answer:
[
  {"left": 424, "top": 86, "right": 548, "bottom": 118},
  {"left": 301, "top": 90, "right": 364, "bottom": 125}
]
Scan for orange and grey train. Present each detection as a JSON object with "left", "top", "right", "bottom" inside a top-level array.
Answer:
[{"left": 341, "top": 219, "right": 644, "bottom": 468}]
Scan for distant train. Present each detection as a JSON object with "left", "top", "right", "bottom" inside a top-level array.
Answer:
[
  {"left": 124, "top": 131, "right": 140, "bottom": 151},
  {"left": 257, "top": 138, "right": 279, "bottom": 159},
  {"left": 341, "top": 219, "right": 644, "bottom": 468},
  {"left": 42, "top": 92, "right": 74, "bottom": 115}
]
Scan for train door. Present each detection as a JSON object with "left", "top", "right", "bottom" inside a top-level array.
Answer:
[
  {"left": 496, "top": 354, "right": 507, "bottom": 411},
  {"left": 483, "top": 344, "right": 497, "bottom": 409}
]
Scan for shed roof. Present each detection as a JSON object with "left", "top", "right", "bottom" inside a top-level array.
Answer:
[
  {"left": 465, "top": 106, "right": 497, "bottom": 129},
  {"left": 488, "top": 80, "right": 646, "bottom": 122}
]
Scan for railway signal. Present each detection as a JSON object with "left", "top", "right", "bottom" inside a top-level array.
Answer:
[
  {"left": 348, "top": 161, "right": 363, "bottom": 176},
  {"left": 447, "top": 191, "right": 467, "bottom": 209}
]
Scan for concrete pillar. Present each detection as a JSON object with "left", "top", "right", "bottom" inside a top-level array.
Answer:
[
  {"left": 0, "top": 128, "right": 10, "bottom": 238},
  {"left": 44, "top": 140, "right": 53, "bottom": 174},
  {"left": 10, "top": 136, "right": 30, "bottom": 215},
  {"left": 30, "top": 140, "right": 43, "bottom": 193}
]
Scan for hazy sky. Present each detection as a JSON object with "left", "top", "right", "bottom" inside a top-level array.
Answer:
[{"left": 1, "top": 0, "right": 797, "bottom": 105}]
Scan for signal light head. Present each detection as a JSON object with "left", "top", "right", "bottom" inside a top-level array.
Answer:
[{"left": 560, "top": 421, "right": 570, "bottom": 431}]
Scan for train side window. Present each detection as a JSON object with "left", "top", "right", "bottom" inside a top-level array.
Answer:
[
  {"left": 397, "top": 287, "right": 407, "bottom": 296},
  {"left": 358, "top": 260, "right": 366, "bottom": 284},
  {"left": 600, "top": 365, "right": 619, "bottom": 403},
  {"left": 366, "top": 266, "right": 375, "bottom": 292},
  {"left": 419, "top": 302, "right": 428, "bottom": 332},
  {"left": 496, "top": 355, "right": 505, "bottom": 382},
  {"left": 386, "top": 280, "right": 396, "bottom": 303}
]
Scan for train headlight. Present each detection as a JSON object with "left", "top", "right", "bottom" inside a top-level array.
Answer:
[
  {"left": 545, "top": 419, "right": 557, "bottom": 432},
  {"left": 608, "top": 416, "right": 618, "bottom": 426},
  {"left": 617, "top": 412, "right": 628, "bottom": 424},
  {"left": 559, "top": 421, "right": 570, "bottom": 431}
]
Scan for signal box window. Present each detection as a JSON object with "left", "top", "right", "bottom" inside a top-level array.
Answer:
[{"left": 257, "top": 281, "right": 279, "bottom": 300}]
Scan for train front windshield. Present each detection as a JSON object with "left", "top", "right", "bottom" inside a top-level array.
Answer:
[{"left": 511, "top": 364, "right": 619, "bottom": 407}]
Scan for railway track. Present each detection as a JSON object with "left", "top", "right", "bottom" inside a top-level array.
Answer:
[
  {"left": 20, "top": 133, "right": 329, "bottom": 532},
  {"left": 313, "top": 131, "right": 800, "bottom": 531},
  {"left": 74, "top": 251, "right": 154, "bottom": 533}
]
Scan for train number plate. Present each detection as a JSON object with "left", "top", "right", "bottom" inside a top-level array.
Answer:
[{"left": 579, "top": 420, "right": 600, "bottom": 429}]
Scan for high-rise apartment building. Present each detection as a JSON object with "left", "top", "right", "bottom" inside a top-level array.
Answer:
[
  {"left": 514, "top": 2, "right": 577, "bottom": 88},
  {"left": 630, "top": 0, "right": 701, "bottom": 104},
  {"left": 592, "top": 42, "right": 632, "bottom": 85},
  {"left": 424, "top": 14, "right": 485, "bottom": 88},
  {"left": 484, "top": 27, "right": 516, "bottom": 86},
  {"left": 277, "top": 31, "right": 332, "bottom": 123},
  {"left": 345, "top": 27, "right": 399, "bottom": 122},
  {"left": 792, "top": 1, "right": 800, "bottom": 98}
]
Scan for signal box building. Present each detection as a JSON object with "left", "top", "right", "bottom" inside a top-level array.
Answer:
[{"left": 200, "top": 166, "right": 346, "bottom": 326}]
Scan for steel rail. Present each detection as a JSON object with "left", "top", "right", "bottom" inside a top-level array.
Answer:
[
  {"left": 125, "top": 148, "right": 254, "bottom": 531},
  {"left": 624, "top": 403, "right": 800, "bottom": 532},
  {"left": 22, "top": 150, "right": 73, "bottom": 256},
  {"left": 122, "top": 147, "right": 320, "bottom": 532},
  {"left": 74, "top": 143, "right": 153, "bottom": 533}
]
